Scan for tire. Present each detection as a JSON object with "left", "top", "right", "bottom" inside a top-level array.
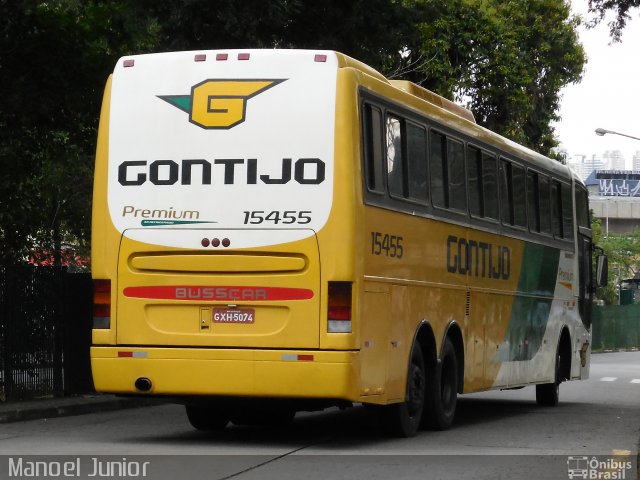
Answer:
[
  {"left": 423, "top": 337, "right": 458, "bottom": 430},
  {"left": 536, "top": 352, "right": 560, "bottom": 407},
  {"left": 185, "top": 405, "right": 229, "bottom": 431},
  {"left": 380, "top": 342, "right": 426, "bottom": 437}
]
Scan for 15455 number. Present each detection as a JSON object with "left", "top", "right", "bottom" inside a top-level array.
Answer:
[
  {"left": 371, "top": 232, "right": 404, "bottom": 258},
  {"left": 243, "top": 210, "right": 311, "bottom": 225}
]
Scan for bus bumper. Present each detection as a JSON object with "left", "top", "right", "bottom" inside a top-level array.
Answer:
[{"left": 90, "top": 347, "right": 359, "bottom": 400}]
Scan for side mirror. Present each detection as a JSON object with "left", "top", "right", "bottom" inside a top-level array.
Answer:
[{"left": 595, "top": 253, "right": 608, "bottom": 288}]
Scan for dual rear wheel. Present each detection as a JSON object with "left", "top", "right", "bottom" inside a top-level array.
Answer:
[{"left": 382, "top": 337, "right": 459, "bottom": 437}]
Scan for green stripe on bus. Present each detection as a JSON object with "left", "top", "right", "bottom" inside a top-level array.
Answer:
[{"left": 495, "top": 243, "right": 560, "bottom": 362}]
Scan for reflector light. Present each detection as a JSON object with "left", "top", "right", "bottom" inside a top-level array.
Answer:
[
  {"left": 238, "top": 53, "right": 250, "bottom": 60},
  {"left": 194, "top": 54, "right": 206, "bottom": 62},
  {"left": 201, "top": 238, "right": 210, "bottom": 247},
  {"left": 216, "top": 53, "right": 228, "bottom": 61},
  {"left": 211, "top": 238, "right": 221, "bottom": 247},
  {"left": 222, "top": 238, "right": 231, "bottom": 247},
  {"left": 282, "top": 354, "right": 315, "bottom": 362},
  {"left": 123, "top": 59, "right": 135, "bottom": 68},
  {"left": 314, "top": 54, "right": 327, "bottom": 63},
  {"left": 118, "top": 351, "right": 148, "bottom": 358},
  {"left": 93, "top": 279, "right": 111, "bottom": 329}
]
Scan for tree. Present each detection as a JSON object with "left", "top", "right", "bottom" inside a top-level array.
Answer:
[
  {"left": 592, "top": 217, "right": 640, "bottom": 304},
  {"left": 588, "top": 0, "right": 640, "bottom": 41},
  {"left": 0, "top": 0, "right": 586, "bottom": 265},
  {"left": 396, "top": 0, "right": 585, "bottom": 155},
  {"left": 0, "top": 0, "right": 159, "bottom": 265}
]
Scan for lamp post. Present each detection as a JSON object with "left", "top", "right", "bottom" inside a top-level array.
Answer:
[{"left": 595, "top": 127, "right": 640, "bottom": 141}]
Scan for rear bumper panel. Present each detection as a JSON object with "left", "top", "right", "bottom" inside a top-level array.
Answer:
[{"left": 91, "top": 347, "right": 358, "bottom": 400}]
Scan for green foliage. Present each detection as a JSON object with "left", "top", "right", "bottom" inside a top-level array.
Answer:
[
  {"left": 401, "top": 0, "right": 585, "bottom": 155},
  {"left": 0, "top": 0, "right": 586, "bottom": 266},
  {"left": 592, "top": 216, "right": 640, "bottom": 304},
  {"left": 0, "top": 0, "right": 159, "bottom": 265},
  {"left": 588, "top": 0, "right": 640, "bottom": 42}
]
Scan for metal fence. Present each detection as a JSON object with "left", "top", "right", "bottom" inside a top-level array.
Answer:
[
  {"left": 592, "top": 304, "right": 640, "bottom": 351},
  {"left": 0, "top": 266, "right": 93, "bottom": 401}
]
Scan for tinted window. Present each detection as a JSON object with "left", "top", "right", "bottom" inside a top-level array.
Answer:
[
  {"left": 527, "top": 171, "right": 540, "bottom": 232},
  {"left": 430, "top": 131, "right": 446, "bottom": 208},
  {"left": 552, "top": 180, "right": 563, "bottom": 238},
  {"left": 575, "top": 186, "right": 590, "bottom": 228},
  {"left": 539, "top": 175, "right": 552, "bottom": 235},
  {"left": 364, "top": 104, "right": 384, "bottom": 192},
  {"left": 407, "top": 123, "right": 428, "bottom": 201},
  {"left": 512, "top": 164, "right": 526, "bottom": 227},
  {"left": 467, "top": 146, "right": 482, "bottom": 217},
  {"left": 482, "top": 153, "right": 499, "bottom": 220},
  {"left": 500, "top": 159, "right": 512, "bottom": 224},
  {"left": 561, "top": 183, "right": 574, "bottom": 239},
  {"left": 447, "top": 138, "right": 466, "bottom": 211}
]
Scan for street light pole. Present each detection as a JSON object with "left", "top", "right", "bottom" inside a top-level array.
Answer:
[{"left": 595, "top": 127, "right": 640, "bottom": 141}]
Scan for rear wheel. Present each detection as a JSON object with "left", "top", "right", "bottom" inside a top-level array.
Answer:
[
  {"left": 423, "top": 338, "right": 458, "bottom": 430},
  {"left": 185, "top": 405, "right": 229, "bottom": 431},
  {"left": 536, "top": 351, "right": 561, "bottom": 406},
  {"left": 380, "top": 342, "right": 426, "bottom": 437}
]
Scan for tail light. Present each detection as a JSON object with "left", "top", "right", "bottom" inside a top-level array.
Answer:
[
  {"left": 327, "top": 281, "right": 352, "bottom": 333},
  {"left": 93, "top": 279, "right": 111, "bottom": 329}
]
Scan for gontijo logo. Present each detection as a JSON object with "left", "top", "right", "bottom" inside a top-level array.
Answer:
[{"left": 158, "top": 79, "right": 286, "bottom": 129}]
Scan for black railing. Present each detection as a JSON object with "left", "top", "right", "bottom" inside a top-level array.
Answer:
[{"left": 0, "top": 266, "right": 93, "bottom": 401}]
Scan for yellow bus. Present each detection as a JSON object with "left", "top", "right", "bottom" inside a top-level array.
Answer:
[{"left": 91, "top": 49, "right": 606, "bottom": 437}]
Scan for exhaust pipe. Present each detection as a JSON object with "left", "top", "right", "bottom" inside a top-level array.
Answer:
[{"left": 135, "top": 377, "right": 152, "bottom": 392}]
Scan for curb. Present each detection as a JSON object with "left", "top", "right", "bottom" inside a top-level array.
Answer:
[{"left": 0, "top": 397, "right": 163, "bottom": 424}]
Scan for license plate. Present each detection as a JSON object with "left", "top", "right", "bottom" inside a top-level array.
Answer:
[{"left": 212, "top": 308, "right": 255, "bottom": 324}]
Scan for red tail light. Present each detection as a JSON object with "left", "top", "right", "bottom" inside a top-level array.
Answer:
[
  {"left": 93, "top": 279, "right": 111, "bottom": 329},
  {"left": 328, "top": 282, "right": 352, "bottom": 333}
]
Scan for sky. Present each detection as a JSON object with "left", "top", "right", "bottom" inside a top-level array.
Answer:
[{"left": 554, "top": 1, "right": 640, "bottom": 168}]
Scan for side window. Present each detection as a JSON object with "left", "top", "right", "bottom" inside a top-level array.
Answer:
[
  {"left": 406, "top": 122, "right": 428, "bottom": 201},
  {"left": 500, "top": 159, "right": 526, "bottom": 228},
  {"left": 430, "top": 131, "right": 446, "bottom": 208},
  {"left": 467, "top": 147, "right": 497, "bottom": 220},
  {"left": 500, "top": 159, "right": 512, "bottom": 225},
  {"left": 575, "top": 186, "right": 590, "bottom": 228},
  {"left": 447, "top": 138, "right": 466, "bottom": 212},
  {"left": 561, "top": 182, "right": 574, "bottom": 239},
  {"left": 539, "top": 175, "right": 552, "bottom": 235},
  {"left": 429, "top": 130, "right": 466, "bottom": 213},
  {"left": 386, "top": 115, "right": 404, "bottom": 197},
  {"left": 363, "top": 104, "right": 384, "bottom": 193},
  {"left": 467, "top": 146, "right": 482, "bottom": 217},
  {"left": 527, "top": 171, "right": 540, "bottom": 232},
  {"left": 551, "top": 180, "right": 563, "bottom": 238},
  {"left": 482, "top": 152, "right": 499, "bottom": 220},
  {"left": 512, "top": 164, "right": 526, "bottom": 227}
]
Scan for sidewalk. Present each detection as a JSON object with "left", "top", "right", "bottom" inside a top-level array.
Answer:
[{"left": 0, "top": 394, "right": 163, "bottom": 424}]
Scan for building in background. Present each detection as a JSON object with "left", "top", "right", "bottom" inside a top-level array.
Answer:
[
  {"left": 567, "top": 153, "right": 606, "bottom": 180},
  {"left": 602, "top": 150, "right": 625, "bottom": 170},
  {"left": 632, "top": 151, "right": 640, "bottom": 171},
  {"left": 586, "top": 170, "right": 640, "bottom": 235}
]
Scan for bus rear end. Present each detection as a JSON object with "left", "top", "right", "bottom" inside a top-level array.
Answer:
[{"left": 90, "top": 50, "right": 359, "bottom": 419}]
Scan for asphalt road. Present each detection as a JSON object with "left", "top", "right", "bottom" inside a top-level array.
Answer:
[{"left": 0, "top": 351, "right": 638, "bottom": 480}]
